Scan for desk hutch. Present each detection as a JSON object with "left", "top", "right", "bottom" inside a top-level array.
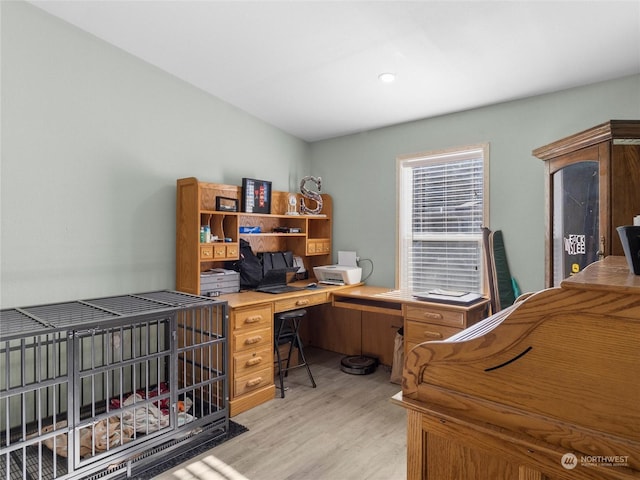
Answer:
[{"left": 176, "top": 177, "right": 333, "bottom": 296}]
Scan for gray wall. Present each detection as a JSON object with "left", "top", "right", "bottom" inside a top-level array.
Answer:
[
  {"left": 310, "top": 75, "right": 640, "bottom": 294},
  {"left": 1, "top": 1, "right": 309, "bottom": 307},
  {"left": 2, "top": 1, "right": 639, "bottom": 308}
]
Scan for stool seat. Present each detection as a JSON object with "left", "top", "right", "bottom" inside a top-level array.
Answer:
[
  {"left": 274, "top": 309, "right": 316, "bottom": 398},
  {"left": 277, "top": 309, "right": 307, "bottom": 319}
]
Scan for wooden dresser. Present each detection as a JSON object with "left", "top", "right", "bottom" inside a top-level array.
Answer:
[{"left": 394, "top": 256, "right": 640, "bottom": 480}]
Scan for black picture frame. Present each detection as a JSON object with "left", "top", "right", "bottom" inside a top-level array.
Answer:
[
  {"left": 241, "top": 178, "right": 272, "bottom": 214},
  {"left": 215, "top": 196, "right": 238, "bottom": 212}
]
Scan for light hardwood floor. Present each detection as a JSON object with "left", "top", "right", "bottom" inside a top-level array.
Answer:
[{"left": 156, "top": 348, "right": 407, "bottom": 480}]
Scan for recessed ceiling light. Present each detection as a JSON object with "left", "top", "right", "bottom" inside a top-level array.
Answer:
[{"left": 378, "top": 72, "right": 396, "bottom": 83}]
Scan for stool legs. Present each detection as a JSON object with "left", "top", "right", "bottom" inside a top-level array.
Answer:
[
  {"left": 274, "top": 314, "right": 316, "bottom": 398},
  {"left": 275, "top": 344, "right": 284, "bottom": 398},
  {"left": 292, "top": 321, "right": 316, "bottom": 389}
]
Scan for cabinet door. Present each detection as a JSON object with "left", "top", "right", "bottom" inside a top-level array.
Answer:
[
  {"left": 550, "top": 160, "right": 601, "bottom": 286},
  {"left": 424, "top": 431, "right": 521, "bottom": 480}
]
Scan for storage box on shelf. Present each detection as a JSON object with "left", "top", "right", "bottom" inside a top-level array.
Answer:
[{"left": 200, "top": 268, "right": 240, "bottom": 296}]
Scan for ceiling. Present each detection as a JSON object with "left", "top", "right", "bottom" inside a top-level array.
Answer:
[{"left": 29, "top": 1, "right": 640, "bottom": 142}]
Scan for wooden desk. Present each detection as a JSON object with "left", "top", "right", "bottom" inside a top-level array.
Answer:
[
  {"left": 222, "top": 282, "right": 361, "bottom": 416},
  {"left": 223, "top": 283, "right": 489, "bottom": 416},
  {"left": 331, "top": 286, "right": 489, "bottom": 357}
]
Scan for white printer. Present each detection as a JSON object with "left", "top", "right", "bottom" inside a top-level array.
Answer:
[{"left": 313, "top": 265, "right": 362, "bottom": 285}]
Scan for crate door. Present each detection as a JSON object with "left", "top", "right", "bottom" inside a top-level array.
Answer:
[{"left": 72, "top": 314, "right": 173, "bottom": 468}]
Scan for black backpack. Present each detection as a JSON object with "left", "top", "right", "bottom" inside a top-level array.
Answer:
[{"left": 230, "top": 239, "right": 263, "bottom": 289}]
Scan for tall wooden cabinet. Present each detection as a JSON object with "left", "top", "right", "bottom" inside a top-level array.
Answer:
[
  {"left": 176, "top": 177, "right": 332, "bottom": 295},
  {"left": 533, "top": 120, "right": 640, "bottom": 287}
]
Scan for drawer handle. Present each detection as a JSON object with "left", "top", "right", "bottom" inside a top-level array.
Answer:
[
  {"left": 423, "top": 312, "right": 443, "bottom": 320},
  {"left": 244, "top": 315, "right": 263, "bottom": 324},
  {"left": 423, "top": 331, "right": 443, "bottom": 339},
  {"left": 244, "top": 335, "right": 263, "bottom": 345},
  {"left": 246, "top": 357, "right": 263, "bottom": 366},
  {"left": 246, "top": 377, "right": 262, "bottom": 387},
  {"left": 296, "top": 299, "right": 310, "bottom": 306}
]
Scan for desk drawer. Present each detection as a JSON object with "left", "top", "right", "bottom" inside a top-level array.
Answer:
[
  {"left": 234, "top": 327, "right": 271, "bottom": 352},
  {"left": 233, "top": 304, "right": 272, "bottom": 330},
  {"left": 213, "top": 244, "right": 227, "bottom": 258},
  {"left": 274, "top": 292, "right": 328, "bottom": 312},
  {"left": 405, "top": 304, "right": 464, "bottom": 327},
  {"left": 199, "top": 244, "right": 214, "bottom": 260},
  {"left": 234, "top": 366, "right": 273, "bottom": 397},
  {"left": 234, "top": 346, "right": 272, "bottom": 377},
  {"left": 405, "top": 320, "right": 461, "bottom": 344}
]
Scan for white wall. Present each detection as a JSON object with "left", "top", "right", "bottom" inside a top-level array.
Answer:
[
  {"left": 1, "top": 1, "right": 310, "bottom": 307},
  {"left": 310, "top": 75, "right": 640, "bottom": 294}
]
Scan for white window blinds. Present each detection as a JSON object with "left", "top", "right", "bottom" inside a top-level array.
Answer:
[{"left": 397, "top": 144, "right": 488, "bottom": 293}]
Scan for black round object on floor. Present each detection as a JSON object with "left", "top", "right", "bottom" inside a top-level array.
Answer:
[{"left": 340, "top": 355, "right": 378, "bottom": 375}]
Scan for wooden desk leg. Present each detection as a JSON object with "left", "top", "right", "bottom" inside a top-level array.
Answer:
[{"left": 406, "top": 409, "right": 424, "bottom": 480}]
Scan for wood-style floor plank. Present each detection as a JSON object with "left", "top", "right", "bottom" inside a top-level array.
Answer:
[{"left": 156, "top": 348, "right": 407, "bottom": 480}]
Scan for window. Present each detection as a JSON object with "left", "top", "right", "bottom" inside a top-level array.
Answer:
[{"left": 397, "top": 144, "right": 489, "bottom": 293}]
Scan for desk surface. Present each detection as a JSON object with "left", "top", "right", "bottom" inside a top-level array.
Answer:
[
  {"left": 220, "top": 280, "right": 362, "bottom": 309},
  {"left": 332, "top": 285, "right": 490, "bottom": 311},
  {"left": 221, "top": 282, "right": 489, "bottom": 313}
]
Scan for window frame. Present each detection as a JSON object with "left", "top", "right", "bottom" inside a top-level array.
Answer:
[{"left": 396, "top": 143, "right": 490, "bottom": 294}]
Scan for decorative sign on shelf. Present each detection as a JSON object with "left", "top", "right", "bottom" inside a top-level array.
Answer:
[
  {"left": 286, "top": 193, "right": 299, "bottom": 215},
  {"left": 215, "top": 196, "right": 238, "bottom": 212},
  {"left": 300, "top": 176, "right": 324, "bottom": 215},
  {"left": 241, "top": 178, "right": 272, "bottom": 214}
]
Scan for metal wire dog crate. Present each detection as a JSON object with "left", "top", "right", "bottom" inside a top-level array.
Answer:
[{"left": 0, "top": 290, "right": 228, "bottom": 480}]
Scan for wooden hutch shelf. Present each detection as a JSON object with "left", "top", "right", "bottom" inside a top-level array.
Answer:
[{"left": 176, "top": 177, "right": 333, "bottom": 295}]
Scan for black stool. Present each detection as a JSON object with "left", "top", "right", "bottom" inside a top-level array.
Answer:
[{"left": 274, "top": 309, "right": 316, "bottom": 398}]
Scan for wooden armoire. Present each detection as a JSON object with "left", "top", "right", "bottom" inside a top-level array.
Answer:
[{"left": 532, "top": 120, "right": 640, "bottom": 287}]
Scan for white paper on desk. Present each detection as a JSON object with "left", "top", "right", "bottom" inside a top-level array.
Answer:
[{"left": 338, "top": 251, "right": 358, "bottom": 267}]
